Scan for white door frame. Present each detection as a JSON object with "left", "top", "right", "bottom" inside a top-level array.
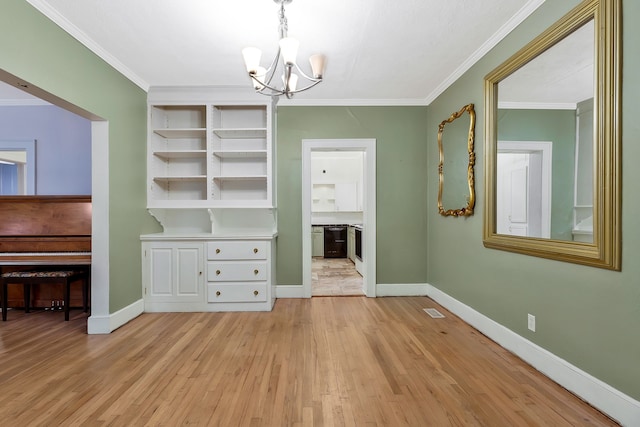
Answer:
[
  {"left": 498, "top": 140, "right": 552, "bottom": 238},
  {"left": 302, "top": 139, "right": 376, "bottom": 298},
  {"left": 0, "top": 69, "right": 110, "bottom": 333}
]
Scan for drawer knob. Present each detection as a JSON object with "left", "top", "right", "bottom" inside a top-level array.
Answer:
[
  {"left": 216, "top": 248, "right": 221, "bottom": 254},
  {"left": 254, "top": 290, "right": 259, "bottom": 296},
  {"left": 254, "top": 269, "right": 259, "bottom": 275},
  {"left": 216, "top": 291, "right": 221, "bottom": 297},
  {"left": 216, "top": 270, "right": 221, "bottom": 275},
  {"left": 253, "top": 248, "right": 258, "bottom": 254}
]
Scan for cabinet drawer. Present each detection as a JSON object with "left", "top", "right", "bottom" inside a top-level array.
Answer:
[
  {"left": 207, "top": 283, "right": 268, "bottom": 302},
  {"left": 207, "top": 261, "right": 267, "bottom": 281},
  {"left": 207, "top": 241, "right": 267, "bottom": 260}
]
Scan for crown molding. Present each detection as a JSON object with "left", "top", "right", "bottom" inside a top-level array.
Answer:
[
  {"left": 276, "top": 98, "right": 429, "bottom": 107},
  {"left": 25, "top": 0, "right": 149, "bottom": 92},
  {"left": 499, "top": 101, "right": 577, "bottom": 110},
  {"left": 424, "top": 0, "right": 546, "bottom": 105}
]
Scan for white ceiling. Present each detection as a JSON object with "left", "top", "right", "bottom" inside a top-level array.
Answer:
[{"left": 16, "top": 0, "right": 545, "bottom": 106}]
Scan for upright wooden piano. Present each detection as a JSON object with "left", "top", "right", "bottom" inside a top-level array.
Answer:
[{"left": 0, "top": 196, "right": 91, "bottom": 309}]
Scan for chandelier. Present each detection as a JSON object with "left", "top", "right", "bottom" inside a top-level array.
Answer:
[{"left": 242, "top": 0, "right": 326, "bottom": 99}]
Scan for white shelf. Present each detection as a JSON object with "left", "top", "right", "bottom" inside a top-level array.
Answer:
[
  {"left": 153, "top": 176, "right": 207, "bottom": 182},
  {"left": 148, "top": 100, "right": 273, "bottom": 208},
  {"left": 212, "top": 175, "right": 268, "bottom": 181},
  {"left": 154, "top": 150, "right": 207, "bottom": 159},
  {"left": 153, "top": 128, "right": 207, "bottom": 138},
  {"left": 212, "top": 150, "right": 267, "bottom": 159},
  {"left": 212, "top": 128, "right": 267, "bottom": 138}
]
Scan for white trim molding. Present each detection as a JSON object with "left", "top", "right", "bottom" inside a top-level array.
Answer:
[
  {"left": 424, "top": 0, "right": 546, "bottom": 104},
  {"left": 498, "top": 101, "right": 578, "bottom": 110},
  {"left": 302, "top": 139, "right": 377, "bottom": 298},
  {"left": 25, "top": 0, "right": 149, "bottom": 91},
  {"left": 88, "top": 299, "right": 144, "bottom": 334},
  {"left": 426, "top": 284, "right": 640, "bottom": 426},
  {"left": 276, "top": 283, "right": 429, "bottom": 299},
  {"left": 276, "top": 285, "right": 305, "bottom": 299},
  {"left": 376, "top": 283, "right": 429, "bottom": 297}
]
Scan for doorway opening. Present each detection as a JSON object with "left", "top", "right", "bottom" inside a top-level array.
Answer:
[
  {"left": 0, "top": 71, "right": 109, "bottom": 333},
  {"left": 302, "top": 139, "right": 376, "bottom": 298},
  {"left": 497, "top": 140, "right": 552, "bottom": 238}
]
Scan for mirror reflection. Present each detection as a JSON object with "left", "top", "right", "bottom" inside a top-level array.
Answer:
[
  {"left": 438, "top": 104, "right": 475, "bottom": 217},
  {"left": 483, "top": 0, "right": 621, "bottom": 270},
  {"left": 496, "top": 20, "right": 593, "bottom": 242}
]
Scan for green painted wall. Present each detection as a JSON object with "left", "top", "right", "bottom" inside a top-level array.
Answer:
[
  {"left": 427, "top": 0, "right": 640, "bottom": 400},
  {"left": 498, "top": 108, "right": 576, "bottom": 239},
  {"left": 0, "top": 0, "right": 156, "bottom": 312},
  {"left": 5, "top": 0, "right": 638, "bottom": 404},
  {"left": 276, "top": 106, "right": 428, "bottom": 286}
]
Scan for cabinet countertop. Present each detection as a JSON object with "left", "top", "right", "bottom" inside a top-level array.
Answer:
[{"left": 141, "top": 232, "right": 278, "bottom": 241}]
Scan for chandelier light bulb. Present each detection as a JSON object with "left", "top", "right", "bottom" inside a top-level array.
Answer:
[
  {"left": 287, "top": 73, "right": 299, "bottom": 92},
  {"left": 279, "top": 37, "right": 299, "bottom": 65},
  {"left": 242, "top": 47, "right": 262, "bottom": 74},
  {"left": 309, "top": 54, "right": 326, "bottom": 79}
]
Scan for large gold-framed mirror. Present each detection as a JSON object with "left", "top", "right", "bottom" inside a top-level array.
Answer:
[
  {"left": 483, "top": 0, "right": 620, "bottom": 270},
  {"left": 438, "top": 103, "right": 476, "bottom": 217}
]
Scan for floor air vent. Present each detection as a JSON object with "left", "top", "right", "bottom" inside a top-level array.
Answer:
[{"left": 423, "top": 308, "right": 445, "bottom": 318}]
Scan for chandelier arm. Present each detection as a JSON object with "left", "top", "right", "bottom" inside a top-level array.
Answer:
[
  {"left": 292, "top": 63, "right": 322, "bottom": 83},
  {"left": 248, "top": 74, "right": 286, "bottom": 96},
  {"left": 285, "top": 78, "right": 322, "bottom": 95},
  {"left": 262, "top": 49, "right": 282, "bottom": 88}
]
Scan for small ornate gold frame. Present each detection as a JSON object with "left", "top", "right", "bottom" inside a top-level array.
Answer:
[{"left": 437, "top": 103, "right": 476, "bottom": 217}]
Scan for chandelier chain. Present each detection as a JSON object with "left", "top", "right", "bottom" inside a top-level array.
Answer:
[{"left": 278, "top": 3, "right": 288, "bottom": 39}]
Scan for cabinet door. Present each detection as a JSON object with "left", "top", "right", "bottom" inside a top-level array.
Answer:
[
  {"left": 335, "top": 182, "right": 357, "bottom": 211},
  {"left": 144, "top": 241, "right": 203, "bottom": 302},
  {"left": 312, "top": 229, "right": 324, "bottom": 257},
  {"left": 348, "top": 228, "right": 355, "bottom": 261}
]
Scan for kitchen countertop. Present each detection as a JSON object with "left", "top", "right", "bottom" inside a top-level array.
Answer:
[{"left": 312, "top": 223, "right": 363, "bottom": 231}]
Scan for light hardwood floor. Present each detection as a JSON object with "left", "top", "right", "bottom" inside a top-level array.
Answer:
[
  {"left": 312, "top": 257, "right": 364, "bottom": 296},
  {"left": 0, "top": 297, "right": 617, "bottom": 426}
]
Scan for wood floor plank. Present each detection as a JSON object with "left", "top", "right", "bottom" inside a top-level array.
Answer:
[{"left": 0, "top": 297, "right": 619, "bottom": 426}]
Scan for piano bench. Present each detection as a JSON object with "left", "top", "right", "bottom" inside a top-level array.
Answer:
[{"left": 1, "top": 270, "right": 89, "bottom": 321}]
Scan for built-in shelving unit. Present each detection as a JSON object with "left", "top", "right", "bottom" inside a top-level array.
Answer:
[
  {"left": 142, "top": 87, "right": 277, "bottom": 313},
  {"left": 147, "top": 101, "right": 273, "bottom": 209}
]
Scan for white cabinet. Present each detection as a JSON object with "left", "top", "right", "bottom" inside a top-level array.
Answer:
[
  {"left": 206, "top": 239, "right": 274, "bottom": 308},
  {"left": 141, "top": 235, "right": 276, "bottom": 312},
  {"left": 347, "top": 226, "right": 356, "bottom": 262},
  {"left": 147, "top": 101, "right": 273, "bottom": 209},
  {"left": 143, "top": 88, "right": 277, "bottom": 313},
  {"left": 312, "top": 226, "right": 324, "bottom": 257},
  {"left": 142, "top": 240, "right": 204, "bottom": 310},
  {"left": 335, "top": 182, "right": 358, "bottom": 211}
]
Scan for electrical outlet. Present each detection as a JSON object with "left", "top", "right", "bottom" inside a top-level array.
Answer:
[{"left": 528, "top": 313, "right": 536, "bottom": 332}]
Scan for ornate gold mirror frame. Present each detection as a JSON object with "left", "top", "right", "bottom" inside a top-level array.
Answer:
[
  {"left": 483, "top": 0, "right": 621, "bottom": 270},
  {"left": 438, "top": 103, "right": 476, "bottom": 217}
]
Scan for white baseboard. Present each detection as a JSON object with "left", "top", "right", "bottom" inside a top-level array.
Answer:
[
  {"left": 276, "top": 285, "right": 305, "bottom": 298},
  {"left": 87, "top": 298, "right": 144, "bottom": 334},
  {"left": 276, "top": 283, "right": 429, "bottom": 299},
  {"left": 426, "top": 284, "right": 640, "bottom": 426},
  {"left": 376, "top": 283, "right": 428, "bottom": 296}
]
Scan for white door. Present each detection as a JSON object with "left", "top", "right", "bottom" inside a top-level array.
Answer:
[
  {"left": 497, "top": 141, "right": 552, "bottom": 238},
  {"left": 497, "top": 153, "right": 529, "bottom": 236}
]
